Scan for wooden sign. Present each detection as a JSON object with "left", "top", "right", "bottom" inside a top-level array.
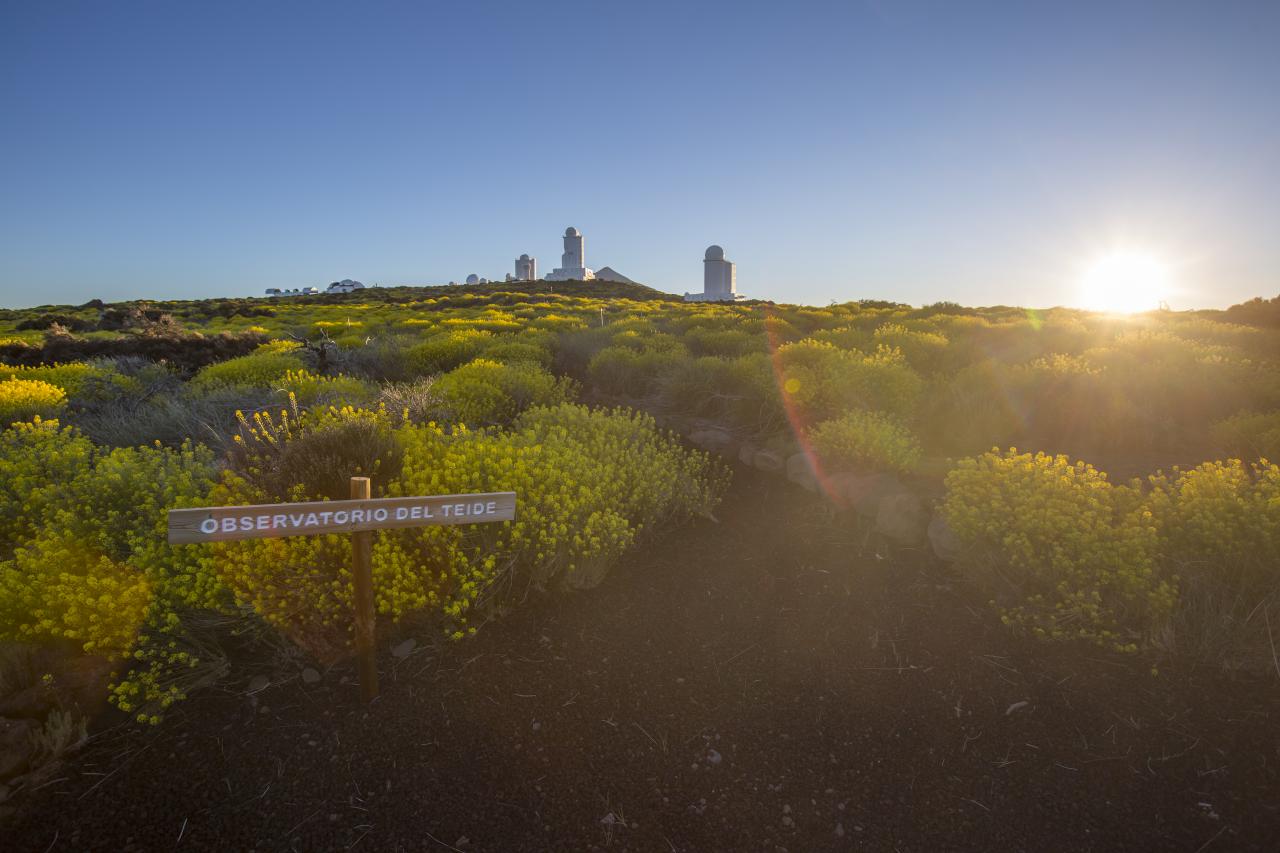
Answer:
[
  {"left": 167, "top": 492, "right": 516, "bottom": 544},
  {"left": 168, "top": 481, "right": 516, "bottom": 702}
]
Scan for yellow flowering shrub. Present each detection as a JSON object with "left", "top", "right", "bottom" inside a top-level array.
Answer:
[
  {"left": 872, "top": 323, "right": 951, "bottom": 374},
  {"left": 0, "top": 377, "right": 67, "bottom": 425},
  {"left": 1146, "top": 459, "right": 1280, "bottom": 666},
  {"left": 0, "top": 535, "right": 151, "bottom": 657},
  {"left": 210, "top": 403, "right": 728, "bottom": 658},
  {"left": 0, "top": 418, "right": 226, "bottom": 722},
  {"left": 274, "top": 369, "right": 374, "bottom": 406},
  {"left": 0, "top": 418, "right": 95, "bottom": 551},
  {"left": 809, "top": 410, "right": 922, "bottom": 474},
  {"left": 943, "top": 449, "right": 1176, "bottom": 653},
  {"left": 0, "top": 362, "right": 104, "bottom": 396}
]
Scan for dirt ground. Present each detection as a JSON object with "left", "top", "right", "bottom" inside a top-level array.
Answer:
[{"left": 5, "top": 469, "right": 1279, "bottom": 852}]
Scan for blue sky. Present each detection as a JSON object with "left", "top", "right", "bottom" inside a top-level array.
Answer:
[{"left": 2, "top": 0, "right": 1277, "bottom": 309}]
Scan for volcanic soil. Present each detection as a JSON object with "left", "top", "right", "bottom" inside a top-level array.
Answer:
[{"left": 5, "top": 469, "right": 1279, "bottom": 852}]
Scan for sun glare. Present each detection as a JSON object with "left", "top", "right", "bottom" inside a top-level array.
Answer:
[{"left": 1078, "top": 251, "right": 1170, "bottom": 314}]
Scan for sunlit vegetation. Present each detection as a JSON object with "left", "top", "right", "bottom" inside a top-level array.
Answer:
[{"left": 2, "top": 280, "right": 1279, "bottom": 728}]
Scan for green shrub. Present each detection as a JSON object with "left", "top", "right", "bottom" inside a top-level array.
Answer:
[
  {"left": 434, "top": 358, "right": 577, "bottom": 427},
  {"left": 1146, "top": 460, "right": 1280, "bottom": 668},
  {"left": 406, "top": 329, "right": 493, "bottom": 375},
  {"left": 659, "top": 354, "right": 785, "bottom": 435},
  {"left": 943, "top": 449, "right": 1175, "bottom": 653},
  {"left": 0, "top": 377, "right": 67, "bottom": 425},
  {"left": 775, "top": 339, "right": 923, "bottom": 422},
  {"left": 809, "top": 410, "right": 922, "bottom": 474},
  {"left": 479, "top": 339, "right": 554, "bottom": 368},
  {"left": 681, "top": 327, "right": 763, "bottom": 358},
  {"left": 587, "top": 345, "right": 685, "bottom": 397},
  {"left": 1211, "top": 410, "right": 1280, "bottom": 461},
  {"left": 188, "top": 349, "right": 306, "bottom": 393},
  {"left": 229, "top": 402, "right": 404, "bottom": 501}
]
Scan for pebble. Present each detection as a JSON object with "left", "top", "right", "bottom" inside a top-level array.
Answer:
[
  {"left": 301, "top": 668, "right": 321, "bottom": 684},
  {"left": 781, "top": 816, "right": 794, "bottom": 827},
  {"left": 706, "top": 748, "right": 722, "bottom": 765},
  {"left": 835, "top": 823, "right": 845, "bottom": 838}
]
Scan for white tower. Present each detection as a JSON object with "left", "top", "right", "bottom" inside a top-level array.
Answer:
[
  {"left": 703, "top": 245, "right": 736, "bottom": 299},
  {"left": 514, "top": 254, "right": 537, "bottom": 281},
  {"left": 546, "top": 226, "right": 595, "bottom": 281}
]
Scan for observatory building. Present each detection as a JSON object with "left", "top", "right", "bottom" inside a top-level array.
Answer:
[
  {"left": 545, "top": 227, "right": 595, "bottom": 281},
  {"left": 514, "top": 254, "right": 538, "bottom": 281},
  {"left": 685, "top": 245, "right": 744, "bottom": 302}
]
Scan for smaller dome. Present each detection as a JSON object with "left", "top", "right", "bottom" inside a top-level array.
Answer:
[
  {"left": 705, "top": 245, "right": 725, "bottom": 261},
  {"left": 465, "top": 274, "right": 479, "bottom": 285},
  {"left": 565, "top": 227, "right": 580, "bottom": 237},
  {"left": 519, "top": 253, "right": 530, "bottom": 260}
]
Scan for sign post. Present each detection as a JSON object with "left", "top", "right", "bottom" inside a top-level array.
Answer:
[
  {"left": 349, "top": 477, "right": 377, "bottom": 702},
  {"left": 168, "top": 484, "right": 517, "bottom": 702}
]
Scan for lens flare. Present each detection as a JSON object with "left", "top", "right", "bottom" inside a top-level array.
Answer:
[{"left": 1078, "top": 251, "right": 1169, "bottom": 314}]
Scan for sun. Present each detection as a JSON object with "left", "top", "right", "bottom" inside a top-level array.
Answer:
[{"left": 1077, "top": 251, "right": 1170, "bottom": 314}]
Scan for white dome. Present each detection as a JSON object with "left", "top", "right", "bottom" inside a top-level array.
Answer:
[
  {"left": 565, "top": 226, "right": 580, "bottom": 237},
  {"left": 465, "top": 274, "right": 479, "bottom": 285},
  {"left": 705, "top": 245, "right": 725, "bottom": 261}
]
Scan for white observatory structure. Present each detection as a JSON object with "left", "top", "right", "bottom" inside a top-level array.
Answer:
[
  {"left": 546, "top": 226, "right": 595, "bottom": 281},
  {"left": 514, "top": 253, "right": 538, "bottom": 281},
  {"left": 685, "top": 244, "right": 743, "bottom": 302}
]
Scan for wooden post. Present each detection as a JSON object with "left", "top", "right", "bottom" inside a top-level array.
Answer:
[{"left": 350, "top": 476, "right": 379, "bottom": 702}]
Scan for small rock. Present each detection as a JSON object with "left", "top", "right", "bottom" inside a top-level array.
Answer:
[
  {"left": 847, "top": 473, "right": 902, "bottom": 518},
  {"left": 786, "top": 453, "right": 818, "bottom": 491},
  {"left": 391, "top": 638, "right": 417, "bottom": 659},
  {"left": 928, "top": 513, "right": 964, "bottom": 562},
  {"left": 781, "top": 815, "right": 794, "bottom": 827},
  {"left": 754, "top": 449, "right": 785, "bottom": 474},
  {"left": 689, "top": 427, "right": 735, "bottom": 456},
  {"left": 455, "top": 837, "right": 470, "bottom": 848},
  {"left": 875, "top": 491, "right": 927, "bottom": 544},
  {"left": 835, "top": 823, "right": 845, "bottom": 838},
  {"left": 247, "top": 675, "right": 270, "bottom": 694},
  {"left": 706, "top": 748, "right": 722, "bottom": 765},
  {"left": 532, "top": 721, "right": 541, "bottom": 732},
  {"left": 782, "top": 804, "right": 792, "bottom": 814},
  {"left": 300, "top": 668, "right": 321, "bottom": 684}
]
